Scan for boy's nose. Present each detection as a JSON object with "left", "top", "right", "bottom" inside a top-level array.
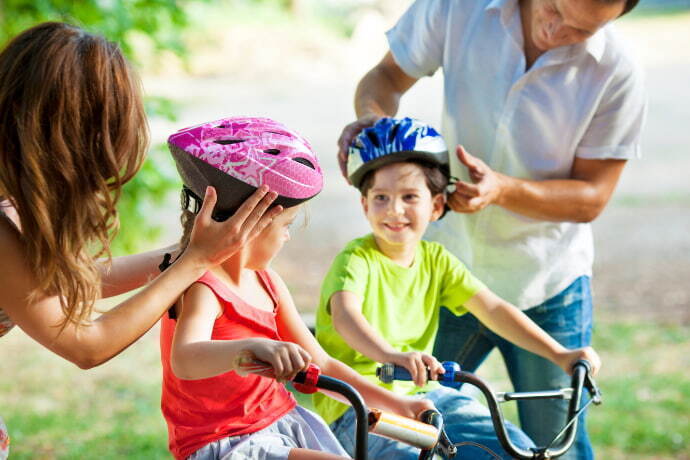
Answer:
[{"left": 387, "top": 199, "right": 404, "bottom": 215}]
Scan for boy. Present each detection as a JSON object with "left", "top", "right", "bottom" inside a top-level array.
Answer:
[{"left": 314, "top": 117, "right": 600, "bottom": 459}]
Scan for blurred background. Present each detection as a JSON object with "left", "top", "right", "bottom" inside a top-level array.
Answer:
[{"left": 0, "top": 0, "right": 688, "bottom": 458}]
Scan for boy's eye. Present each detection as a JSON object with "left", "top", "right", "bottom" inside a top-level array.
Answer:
[
  {"left": 404, "top": 194, "right": 419, "bottom": 201},
  {"left": 373, "top": 194, "right": 388, "bottom": 202}
]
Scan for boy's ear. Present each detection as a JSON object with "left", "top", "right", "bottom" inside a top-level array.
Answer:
[
  {"left": 430, "top": 193, "right": 445, "bottom": 222},
  {"left": 360, "top": 194, "right": 368, "bottom": 214}
]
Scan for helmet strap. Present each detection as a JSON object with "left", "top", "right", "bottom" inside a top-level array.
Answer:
[{"left": 181, "top": 186, "right": 203, "bottom": 214}]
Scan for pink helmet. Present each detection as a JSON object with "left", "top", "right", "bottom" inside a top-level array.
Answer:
[{"left": 168, "top": 116, "right": 323, "bottom": 221}]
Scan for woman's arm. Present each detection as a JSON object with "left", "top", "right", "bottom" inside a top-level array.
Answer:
[
  {"left": 98, "top": 243, "right": 180, "bottom": 298},
  {"left": 271, "top": 271, "right": 434, "bottom": 419},
  {"left": 464, "top": 289, "right": 601, "bottom": 375},
  {"left": 0, "top": 186, "right": 281, "bottom": 369}
]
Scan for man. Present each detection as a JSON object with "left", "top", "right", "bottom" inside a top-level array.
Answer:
[{"left": 336, "top": 1, "right": 645, "bottom": 458}]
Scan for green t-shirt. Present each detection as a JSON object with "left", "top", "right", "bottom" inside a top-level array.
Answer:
[{"left": 313, "top": 234, "right": 486, "bottom": 424}]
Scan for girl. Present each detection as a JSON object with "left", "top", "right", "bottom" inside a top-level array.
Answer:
[
  {"left": 0, "top": 22, "right": 279, "bottom": 455},
  {"left": 162, "top": 117, "right": 433, "bottom": 460}
]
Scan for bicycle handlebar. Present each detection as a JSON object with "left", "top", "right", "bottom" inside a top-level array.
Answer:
[{"left": 376, "top": 360, "right": 601, "bottom": 460}]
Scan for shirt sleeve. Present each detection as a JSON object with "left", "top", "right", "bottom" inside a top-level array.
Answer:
[
  {"left": 575, "top": 58, "right": 647, "bottom": 160},
  {"left": 320, "top": 248, "right": 369, "bottom": 314},
  {"left": 385, "top": 0, "right": 450, "bottom": 79},
  {"left": 437, "top": 245, "right": 486, "bottom": 316}
]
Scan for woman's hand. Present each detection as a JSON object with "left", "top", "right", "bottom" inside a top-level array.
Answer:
[
  {"left": 554, "top": 346, "right": 601, "bottom": 377},
  {"left": 245, "top": 338, "right": 312, "bottom": 382},
  {"left": 386, "top": 351, "right": 445, "bottom": 387},
  {"left": 183, "top": 186, "right": 283, "bottom": 269}
]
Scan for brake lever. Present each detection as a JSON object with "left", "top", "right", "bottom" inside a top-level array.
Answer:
[{"left": 584, "top": 373, "right": 602, "bottom": 405}]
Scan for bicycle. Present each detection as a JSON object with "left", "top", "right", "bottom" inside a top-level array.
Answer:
[
  {"left": 239, "top": 358, "right": 601, "bottom": 459},
  {"left": 376, "top": 359, "right": 602, "bottom": 459}
]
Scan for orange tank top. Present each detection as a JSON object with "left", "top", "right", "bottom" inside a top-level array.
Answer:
[{"left": 160, "top": 270, "right": 296, "bottom": 460}]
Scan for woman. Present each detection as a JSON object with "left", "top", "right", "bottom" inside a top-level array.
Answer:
[{"left": 0, "top": 22, "right": 281, "bottom": 456}]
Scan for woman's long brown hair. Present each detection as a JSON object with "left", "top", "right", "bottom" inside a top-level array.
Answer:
[{"left": 0, "top": 22, "right": 149, "bottom": 328}]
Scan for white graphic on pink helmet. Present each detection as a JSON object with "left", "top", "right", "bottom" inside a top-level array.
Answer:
[{"left": 169, "top": 117, "right": 322, "bottom": 200}]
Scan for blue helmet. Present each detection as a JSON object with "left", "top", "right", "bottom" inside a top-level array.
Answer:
[{"left": 347, "top": 117, "right": 449, "bottom": 189}]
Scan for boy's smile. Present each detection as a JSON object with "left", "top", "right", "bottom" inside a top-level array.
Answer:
[{"left": 361, "top": 162, "right": 444, "bottom": 264}]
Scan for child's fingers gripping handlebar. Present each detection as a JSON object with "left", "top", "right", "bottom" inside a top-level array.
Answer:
[
  {"left": 377, "top": 361, "right": 462, "bottom": 388},
  {"left": 236, "top": 357, "right": 370, "bottom": 459},
  {"left": 236, "top": 357, "right": 453, "bottom": 460}
]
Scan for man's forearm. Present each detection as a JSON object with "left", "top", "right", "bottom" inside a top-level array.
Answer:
[
  {"left": 354, "top": 52, "right": 418, "bottom": 119},
  {"left": 354, "top": 67, "right": 402, "bottom": 119},
  {"left": 496, "top": 174, "right": 610, "bottom": 223}
]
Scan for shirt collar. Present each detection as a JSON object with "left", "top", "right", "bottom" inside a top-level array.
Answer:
[
  {"left": 486, "top": 0, "right": 515, "bottom": 27},
  {"left": 581, "top": 29, "right": 606, "bottom": 62}
]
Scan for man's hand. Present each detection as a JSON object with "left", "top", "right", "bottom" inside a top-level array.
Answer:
[
  {"left": 447, "top": 145, "right": 505, "bottom": 213},
  {"left": 336, "top": 114, "right": 383, "bottom": 181}
]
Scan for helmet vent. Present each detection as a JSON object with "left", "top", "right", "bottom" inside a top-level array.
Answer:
[
  {"left": 215, "top": 139, "right": 245, "bottom": 145},
  {"left": 366, "top": 130, "right": 380, "bottom": 148},
  {"left": 293, "top": 157, "right": 315, "bottom": 169},
  {"left": 263, "top": 149, "right": 281, "bottom": 155},
  {"left": 389, "top": 123, "right": 400, "bottom": 142}
]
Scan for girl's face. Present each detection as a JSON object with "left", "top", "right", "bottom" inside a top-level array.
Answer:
[
  {"left": 361, "top": 162, "right": 444, "bottom": 252},
  {"left": 246, "top": 205, "right": 300, "bottom": 269}
]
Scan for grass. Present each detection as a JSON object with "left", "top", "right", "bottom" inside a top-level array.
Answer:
[{"left": 1, "top": 316, "right": 688, "bottom": 459}]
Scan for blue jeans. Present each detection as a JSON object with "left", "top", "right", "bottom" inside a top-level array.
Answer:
[
  {"left": 434, "top": 276, "right": 594, "bottom": 460},
  {"left": 330, "top": 387, "right": 534, "bottom": 460}
]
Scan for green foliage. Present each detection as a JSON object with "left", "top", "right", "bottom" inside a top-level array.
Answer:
[
  {"left": 0, "top": 0, "right": 190, "bottom": 58},
  {"left": 0, "top": 1, "right": 198, "bottom": 255}
]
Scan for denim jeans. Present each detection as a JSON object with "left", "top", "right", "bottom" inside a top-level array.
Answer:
[
  {"left": 434, "top": 276, "right": 594, "bottom": 460},
  {"left": 330, "top": 387, "right": 535, "bottom": 460}
]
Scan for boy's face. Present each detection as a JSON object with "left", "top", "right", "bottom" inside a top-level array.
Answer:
[
  {"left": 246, "top": 205, "right": 300, "bottom": 269},
  {"left": 361, "top": 162, "right": 444, "bottom": 250}
]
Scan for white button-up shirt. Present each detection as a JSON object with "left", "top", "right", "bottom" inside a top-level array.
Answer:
[{"left": 387, "top": 0, "right": 647, "bottom": 308}]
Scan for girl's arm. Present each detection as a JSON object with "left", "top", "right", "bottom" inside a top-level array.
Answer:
[
  {"left": 170, "top": 283, "right": 310, "bottom": 381},
  {"left": 271, "top": 270, "right": 434, "bottom": 419},
  {"left": 330, "top": 291, "right": 444, "bottom": 387},
  {"left": 0, "top": 186, "right": 281, "bottom": 369},
  {"left": 464, "top": 289, "right": 601, "bottom": 375}
]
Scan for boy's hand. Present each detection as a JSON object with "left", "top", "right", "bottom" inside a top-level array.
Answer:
[
  {"left": 394, "top": 395, "right": 437, "bottom": 420},
  {"left": 386, "top": 351, "right": 445, "bottom": 387},
  {"left": 555, "top": 346, "right": 601, "bottom": 377},
  {"left": 245, "top": 338, "right": 312, "bottom": 382}
]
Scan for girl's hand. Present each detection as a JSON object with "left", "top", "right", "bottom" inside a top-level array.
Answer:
[
  {"left": 246, "top": 338, "right": 312, "bottom": 382},
  {"left": 386, "top": 351, "right": 444, "bottom": 387},
  {"left": 184, "top": 186, "right": 283, "bottom": 269},
  {"left": 555, "top": 346, "right": 601, "bottom": 377}
]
